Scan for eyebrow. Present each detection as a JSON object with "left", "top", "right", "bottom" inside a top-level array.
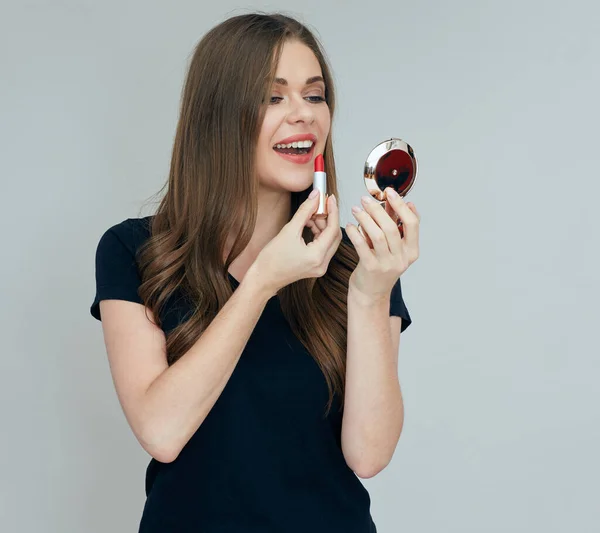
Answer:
[{"left": 273, "top": 76, "right": 325, "bottom": 86}]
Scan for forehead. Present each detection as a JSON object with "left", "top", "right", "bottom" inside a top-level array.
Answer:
[{"left": 274, "top": 40, "right": 323, "bottom": 82}]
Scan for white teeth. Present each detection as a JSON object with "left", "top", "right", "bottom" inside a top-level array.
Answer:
[{"left": 273, "top": 140, "right": 315, "bottom": 149}]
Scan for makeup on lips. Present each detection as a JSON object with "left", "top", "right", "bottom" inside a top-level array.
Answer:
[{"left": 272, "top": 134, "right": 316, "bottom": 165}]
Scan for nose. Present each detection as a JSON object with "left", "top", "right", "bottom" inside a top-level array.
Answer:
[{"left": 286, "top": 95, "right": 315, "bottom": 125}]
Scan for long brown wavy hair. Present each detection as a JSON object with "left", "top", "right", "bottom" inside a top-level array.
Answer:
[{"left": 137, "top": 13, "right": 359, "bottom": 417}]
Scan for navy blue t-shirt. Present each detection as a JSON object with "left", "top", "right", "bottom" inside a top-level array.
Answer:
[{"left": 90, "top": 216, "right": 412, "bottom": 533}]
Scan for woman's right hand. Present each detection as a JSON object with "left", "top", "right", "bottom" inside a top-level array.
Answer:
[{"left": 250, "top": 190, "right": 342, "bottom": 296}]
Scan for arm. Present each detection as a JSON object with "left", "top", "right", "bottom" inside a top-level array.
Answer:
[
  {"left": 341, "top": 287, "right": 404, "bottom": 479},
  {"left": 99, "top": 266, "right": 274, "bottom": 463}
]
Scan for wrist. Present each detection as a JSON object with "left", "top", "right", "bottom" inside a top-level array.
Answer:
[
  {"left": 244, "top": 263, "right": 278, "bottom": 300},
  {"left": 347, "top": 283, "right": 390, "bottom": 308}
]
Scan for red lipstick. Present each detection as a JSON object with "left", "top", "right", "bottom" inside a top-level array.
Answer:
[
  {"left": 313, "top": 154, "right": 327, "bottom": 218},
  {"left": 314, "top": 153, "right": 324, "bottom": 172}
]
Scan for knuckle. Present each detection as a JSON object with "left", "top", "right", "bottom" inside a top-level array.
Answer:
[
  {"left": 371, "top": 232, "right": 386, "bottom": 244},
  {"left": 310, "top": 255, "right": 322, "bottom": 269}
]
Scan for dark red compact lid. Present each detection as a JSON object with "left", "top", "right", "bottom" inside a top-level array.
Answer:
[{"left": 363, "top": 139, "right": 418, "bottom": 202}]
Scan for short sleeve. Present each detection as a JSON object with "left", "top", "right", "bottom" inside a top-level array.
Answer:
[
  {"left": 389, "top": 276, "right": 412, "bottom": 333},
  {"left": 90, "top": 224, "right": 144, "bottom": 321},
  {"left": 340, "top": 226, "right": 413, "bottom": 333}
]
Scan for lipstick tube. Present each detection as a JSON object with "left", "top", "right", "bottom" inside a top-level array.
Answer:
[{"left": 313, "top": 153, "right": 328, "bottom": 218}]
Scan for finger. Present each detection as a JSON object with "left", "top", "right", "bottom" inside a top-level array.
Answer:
[
  {"left": 345, "top": 222, "right": 376, "bottom": 264},
  {"left": 407, "top": 202, "right": 421, "bottom": 222},
  {"left": 309, "top": 194, "right": 340, "bottom": 255},
  {"left": 319, "top": 222, "right": 344, "bottom": 268},
  {"left": 290, "top": 190, "right": 321, "bottom": 236},
  {"left": 306, "top": 219, "right": 321, "bottom": 238},
  {"left": 402, "top": 202, "right": 420, "bottom": 263},
  {"left": 352, "top": 203, "right": 391, "bottom": 258},
  {"left": 360, "top": 195, "right": 403, "bottom": 256},
  {"left": 312, "top": 214, "right": 328, "bottom": 233},
  {"left": 385, "top": 188, "right": 419, "bottom": 246},
  {"left": 385, "top": 199, "right": 399, "bottom": 225}
]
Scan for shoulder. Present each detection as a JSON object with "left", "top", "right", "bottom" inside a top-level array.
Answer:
[
  {"left": 93, "top": 216, "right": 154, "bottom": 279},
  {"left": 91, "top": 217, "right": 153, "bottom": 320},
  {"left": 97, "top": 216, "right": 153, "bottom": 257},
  {"left": 102, "top": 215, "right": 153, "bottom": 244}
]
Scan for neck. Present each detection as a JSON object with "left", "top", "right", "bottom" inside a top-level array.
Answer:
[{"left": 225, "top": 188, "right": 292, "bottom": 265}]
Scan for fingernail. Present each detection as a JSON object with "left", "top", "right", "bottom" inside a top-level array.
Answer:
[
  {"left": 330, "top": 194, "right": 337, "bottom": 205},
  {"left": 351, "top": 205, "right": 362, "bottom": 215},
  {"left": 361, "top": 195, "right": 375, "bottom": 204},
  {"left": 309, "top": 189, "right": 319, "bottom": 199},
  {"left": 386, "top": 188, "right": 399, "bottom": 198}
]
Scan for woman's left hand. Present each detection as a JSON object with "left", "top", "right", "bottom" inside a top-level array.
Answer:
[{"left": 345, "top": 188, "right": 420, "bottom": 303}]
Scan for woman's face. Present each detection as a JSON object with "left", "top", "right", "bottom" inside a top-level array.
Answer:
[{"left": 256, "top": 40, "right": 331, "bottom": 194}]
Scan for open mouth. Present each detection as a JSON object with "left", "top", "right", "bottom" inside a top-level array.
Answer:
[{"left": 272, "top": 140, "right": 315, "bottom": 156}]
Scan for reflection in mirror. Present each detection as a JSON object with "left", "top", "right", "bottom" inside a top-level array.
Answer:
[{"left": 359, "top": 138, "right": 418, "bottom": 245}]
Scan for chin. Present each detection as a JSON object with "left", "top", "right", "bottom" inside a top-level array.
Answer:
[
  {"left": 283, "top": 171, "right": 314, "bottom": 191},
  {"left": 260, "top": 166, "right": 310, "bottom": 190}
]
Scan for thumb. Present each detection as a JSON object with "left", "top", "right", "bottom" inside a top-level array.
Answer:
[{"left": 289, "top": 190, "right": 320, "bottom": 234}]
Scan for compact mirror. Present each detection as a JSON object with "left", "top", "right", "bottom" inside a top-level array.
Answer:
[{"left": 358, "top": 138, "right": 418, "bottom": 244}]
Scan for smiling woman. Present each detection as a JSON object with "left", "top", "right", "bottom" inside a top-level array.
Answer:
[
  {"left": 90, "top": 11, "right": 412, "bottom": 533},
  {"left": 258, "top": 41, "right": 331, "bottom": 185}
]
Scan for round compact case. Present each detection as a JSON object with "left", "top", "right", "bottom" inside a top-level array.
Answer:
[{"left": 358, "top": 138, "right": 418, "bottom": 245}]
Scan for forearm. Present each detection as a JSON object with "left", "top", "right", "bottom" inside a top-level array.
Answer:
[
  {"left": 141, "top": 267, "right": 274, "bottom": 462},
  {"left": 341, "top": 287, "right": 404, "bottom": 477}
]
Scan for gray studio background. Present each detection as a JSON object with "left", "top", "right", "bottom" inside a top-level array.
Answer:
[{"left": 1, "top": 0, "right": 598, "bottom": 531}]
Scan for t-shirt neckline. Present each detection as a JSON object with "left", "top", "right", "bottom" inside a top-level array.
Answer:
[
  {"left": 228, "top": 271, "right": 280, "bottom": 303},
  {"left": 227, "top": 271, "right": 241, "bottom": 287}
]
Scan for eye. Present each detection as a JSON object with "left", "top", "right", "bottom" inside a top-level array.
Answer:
[{"left": 268, "top": 95, "right": 326, "bottom": 105}]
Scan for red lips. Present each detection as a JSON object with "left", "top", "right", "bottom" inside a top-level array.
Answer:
[{"left": 274, "top": 133, "right": 317, "bottom": 146}]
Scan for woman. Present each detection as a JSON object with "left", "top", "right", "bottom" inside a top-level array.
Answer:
[{"left": 91, "top": 12, "right": 420, "bottom": 533}]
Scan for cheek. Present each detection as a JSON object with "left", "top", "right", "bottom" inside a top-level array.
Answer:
[
  {"left": 318, "top": 108, "right": 331, "bottom": 136},
  {"left": 255, "top": 145, "right": 273, "bottom": 176},
  {"left": 259, "top": 109, "right": 281, "bottom": 142},
  {"left": 256, "top": 121, "right": 275, "bottom": 158}
]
